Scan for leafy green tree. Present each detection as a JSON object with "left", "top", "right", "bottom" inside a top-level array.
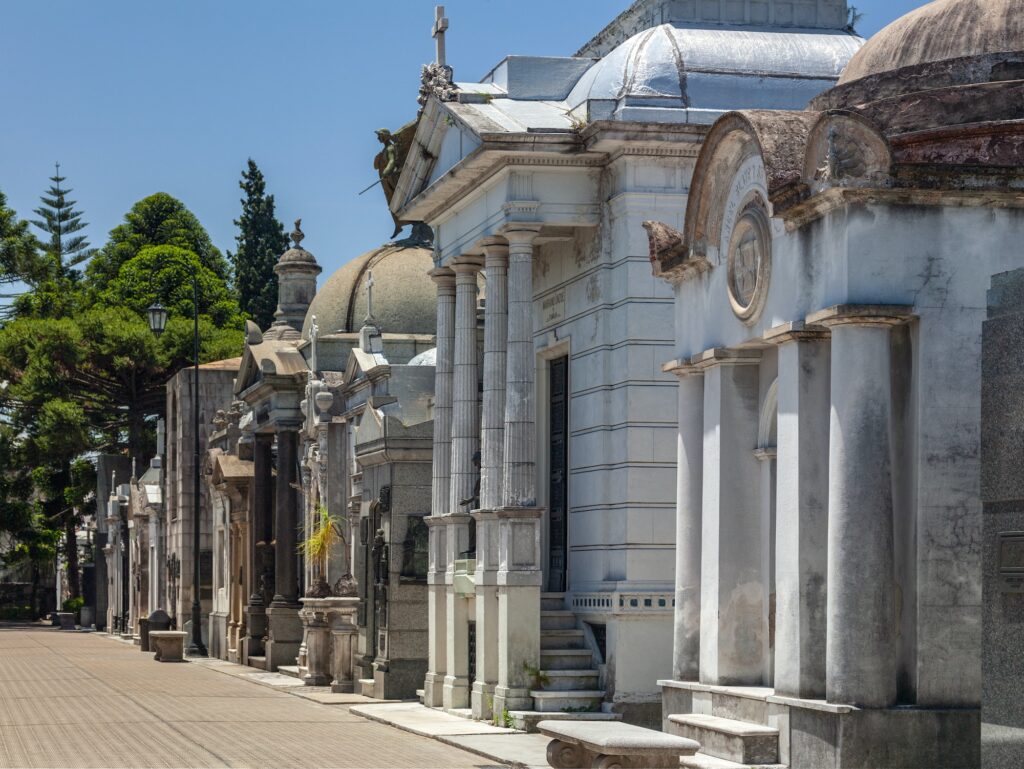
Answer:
[
  {"left": 0, "top": 190, "right": 43, "bottom": 321},
  {"left": 85, "top": 192, "right": 230, "bottom": 291},
  {"left": 229, "top": 160, "right": 288, "bottom": 330}
]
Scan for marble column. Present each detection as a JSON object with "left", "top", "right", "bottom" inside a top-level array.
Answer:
[
  {"left": 472, "top": 238, "right": 508, "bottom": 720},
  {"left": 267, "top": 428, "right": 302, "bottom": 671},
  {"left": 424, "top": 267, "right": 455, "bottom": 708},
  {"left": 480, "top": 239, "right": 509, "bottom": 511},
  {"left": 494, "top": 224, "right": 543, "bottom": 716},
  {"left": 444, "top": 256, "right": 482, "bottom": 710},
  {"left": 696, "top": 350, "right": 764, "bottom": 686},
  {"left": 813, "top": 308, "right": 909, "bottom": 708},
  {"left": 770, "top": 327, "right": 830, "bottom": 699},
  {"left": 668, "top": 362, "right": 704, "bottom": 682},
  {"left": 246, "top": 433, "right": 273, "bottom": 659}
]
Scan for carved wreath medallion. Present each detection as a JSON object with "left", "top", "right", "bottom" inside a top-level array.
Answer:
[{"left": 726, "top": 198, "right": 771, "bottom": 323}]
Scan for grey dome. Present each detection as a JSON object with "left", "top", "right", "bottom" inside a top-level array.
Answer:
[
  {"left": 302, "top": 243, "right": 436, "bottom": 338},
  {"left": 408, "top": 347, "right": 437, "bottom": 366},
  {"left": 567, "top": 23, "right": 861, "bottom": 120}
]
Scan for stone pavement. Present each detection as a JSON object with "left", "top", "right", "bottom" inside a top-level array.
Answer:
[{"left": 0, "top": 624, "right": 503, "bottom": 769}]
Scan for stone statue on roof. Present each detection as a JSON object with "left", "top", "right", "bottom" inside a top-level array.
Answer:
[{"left": 373, "top": 122, "right": 418, "bottom": 238}]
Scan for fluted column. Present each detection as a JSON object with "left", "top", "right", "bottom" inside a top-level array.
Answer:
[
  {"left": 272, "top": 429, "right": 299, "bottom": 606},
  {"left": 444, "top": 256, "right": 482, "bottom": 711},
  {"left": 430, "top": 268, "right": 457, "bottom": 518},
  {"left": 449, "top": 257, "right": 484, "bottom": 518},
  {"left": 424, "top": 267, "right": 455, "bottom": 708},
  {"left": 667, "top": 361, "right": 704, "bottom": 682},
  {"left": 472, "top": 238, "right": 508, "bottom": 720},
  {"left": 493, "top": 224, "right": 543, "bottom": 717},
  {"left": 502, "top": 225, "right": 543, "bottom": 508},
  {"left": 813, "top": 306, "right": 911, "bottom": 708},
  {"left": 480, "top": 239, "right": 509, "bottom": 511}
]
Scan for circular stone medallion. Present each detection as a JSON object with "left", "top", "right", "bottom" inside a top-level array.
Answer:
[{"left": 726, "top": 199, "right": 771, "bottom": 323}]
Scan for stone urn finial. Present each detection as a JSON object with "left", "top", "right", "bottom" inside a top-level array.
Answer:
[{"left": 291, "top": 218, "right": 304, "bottom": 248}]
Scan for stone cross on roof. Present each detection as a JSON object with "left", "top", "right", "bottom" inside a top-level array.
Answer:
[
  {"left": 432, "top": 5, "right": 449, "bottom": 67},
  {"left": 365, "top": 270, "right": 376, "bottom": 324},
  {"left": 308, "top": 314, "right": 319, "bottom": 375}
]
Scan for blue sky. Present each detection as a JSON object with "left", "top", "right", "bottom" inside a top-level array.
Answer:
[{"left": 1, "top": 0, "right": 925, "bottom": 284}]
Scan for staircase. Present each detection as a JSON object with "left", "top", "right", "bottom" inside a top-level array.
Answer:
[
  {"left": 510, "top": 593, "right": 621, "bottom": 732},
  {"left": 664, "top": 685, "right": 785, "bottom": 768}
]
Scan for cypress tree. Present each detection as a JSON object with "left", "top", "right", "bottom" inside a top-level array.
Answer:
[{"left": 229, "top": 160, "right": 288, "bottom": 330}]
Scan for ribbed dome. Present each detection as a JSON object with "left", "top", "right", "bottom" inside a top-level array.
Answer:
[
  {"left": 567, "top": 23, "right": 859, "bottom": 111},
  {"left": 839, "top": 0, "right": 1024, "bottom": 84},
  {"left": 302, "top": 243, "right": 436, "bottom": 338}
]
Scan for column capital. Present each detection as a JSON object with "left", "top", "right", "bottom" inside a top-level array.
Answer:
[
  {"left": 480, "top": 237, "right": 509, "bottom": 265},
  {"left": 762, "top": 321, "right": 829, "bottom": 345},
  {"left": 451, "top": 255, "right": 484, "bottom": 274},
  {"left": 689, "top": 348, "right": 762, "bottom": 370},
  {"left": 806, "top": 304, "right": 914, "bottom": 328},
  {"left": 500, "top": 223, "right": 543, "bottom": 248},
  {"left": 429, "top": 266, "right": 457, "bottom": 291},
  {"left": 662, "top": 358, "right": 703, "bottom": 378}
]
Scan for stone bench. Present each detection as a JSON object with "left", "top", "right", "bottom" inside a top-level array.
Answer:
[
  {"left": 149, "top": 631, "right": 187, "bottom": 662},
  {"left": 55, "top": 612, "right": 77, "bottom": 631},
  {"left": 538, "top": 719, "right": 701, "bottom": 769},
  {"left": 540, "top": 720, "right": 700, "bottom": 765}
]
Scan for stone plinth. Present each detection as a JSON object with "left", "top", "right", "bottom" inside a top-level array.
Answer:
[
  {"left": 297, "top": 597, "right": 358, "bottom": 689},
  {"left": 56, "top": 612, "right": 76, "bottom": 631},
  {"left": 265, "top": 605, "right": 302, "bottom": 672}
]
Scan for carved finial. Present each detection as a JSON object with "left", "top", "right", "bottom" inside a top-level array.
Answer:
[
  {"left": 365, "top": 271, "right": 375, "bottom": 324},
  {"left": 291, "top": 218, "right": 304, "bottom": 248},
  {"left": 308, "top": 314, "right": 319, "bottom": 375}
]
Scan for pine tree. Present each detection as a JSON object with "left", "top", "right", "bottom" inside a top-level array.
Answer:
[
  {"left": 31, "top": 163, "right": 92, "bottom": 280},
  {"left": 229, "top": 159, "right": 288, "bottom": 330}
]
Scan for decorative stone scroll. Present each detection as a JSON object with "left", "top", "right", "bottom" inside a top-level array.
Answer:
[{"left": 643, "top": 221, "right": 711, "bottom": 285}]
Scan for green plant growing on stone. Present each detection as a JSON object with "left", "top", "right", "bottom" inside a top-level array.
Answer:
[
  {"left": 523, "top": 661, "right": 550, "bottom": 690},
  {"left": 502, "top": 708, "right": 514, "bottom": 729},
  {"left": 299, "top": 505, "right": 347, "bottom": 594},
  {"left": 560, "top": 704, "right": 599, "bottom": 713}
]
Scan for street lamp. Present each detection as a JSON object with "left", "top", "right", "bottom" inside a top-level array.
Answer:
[{"left": 146, "top": 276, "right": 207, "bottom": 657}]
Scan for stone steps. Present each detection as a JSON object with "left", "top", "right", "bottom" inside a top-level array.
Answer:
[
  {"left": 276, "top": 665, "right": 301, "bottom": 679},
  {"left": 530, "top": 689, "right": 606, "bottom": 713},
  {"left": 541, "top": 592, "right": 566, "bottom": 611},
  {"left": 540, "top": 610, "right": 576, "bottom": 630},
  {"left": 668, "top": 714, "right": 779, "bottom": 765},
  {"left": 541, "top": 629, "right": 586, "bottom": 649},
  {"left": 359, "top": 678, "right": 376, "bottom": 697},
  {"left": 681, "top": 752, "right": 786, "bottom": 769},
  {"left": 540, "top": 648, "right": 594, "bottom": 670},
  {"left": 539, "top": 669, "right": 600, "bottom": 691},
  {"left": 246, "top": 655, "right": 267, "bottom": 671}
]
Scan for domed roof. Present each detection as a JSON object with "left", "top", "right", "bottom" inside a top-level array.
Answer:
[
  {"left": 566, "top": 23, "right": 860, "bottom": 118},
  {"left": 302, "top": 243, "right": 436, "bottom": 338},
  {"left": 839, "top": 0, "right": 1024, "bottom": 85}
]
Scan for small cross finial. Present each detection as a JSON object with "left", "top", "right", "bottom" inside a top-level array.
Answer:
[
  {"left": 291, "top": 218, "right": 304, "bottom": 248},
  {"left": 365, "top": 270, "right": 375, "bottom": 323},
  {"left": 432, "top": 5, "right": 449, "bottom": 67},
  {"left": 308, "top": 315, "right": 319, "bottom": 374}
]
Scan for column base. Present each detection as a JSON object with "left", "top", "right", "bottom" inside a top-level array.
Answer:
[
  {"left": 265, "top": 605, "right": 302, "bottom": 672},
  {"left": 493, "top": 685, "right": 534, "bottom": 714},
  {"left": 423, "top": 671, "right": 446, "bottom": 708},
  {"left": 245, "top": 604, "right": 267, "bottom": 658},
  {"left": 472, "top": 681, "right": 496, "bottom": 720},
  {"left": 443, "top": 674, "right": 471, "bottom": 710}
]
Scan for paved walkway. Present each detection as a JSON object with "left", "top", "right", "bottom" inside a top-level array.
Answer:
[{"left": 0, "top": 624, "right": 500, "bottom": 769}]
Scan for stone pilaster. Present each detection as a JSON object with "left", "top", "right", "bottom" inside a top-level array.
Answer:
[
  {"left": 665, "top": 360, "right": 704, "bottom": 682},
  {"left": 480, "top": 239, "right": 509, "bottom": 511},
  {"left": 424, "top": 268, "right": 456, "bottom": 707},
  {"left": 811, "top": 306, "right": 912, "bottom": 708},
  {"left": 449, "top": 257, "right": 484, "bottom": 519},
  {"left": 471, "top": 510, "right": 500, "bottom": 719},
  {"left": 694, "top": 349, "right": 764, "bottom": 686},
  {"left": 765, "top": 324, "right": 831, "bottom": 699},
  {"left": 501, "top": 225, "right": 543, "bottom": 508}
]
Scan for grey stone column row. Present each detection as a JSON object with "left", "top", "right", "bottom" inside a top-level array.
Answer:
[{"left": 273, "top": 429, "right": 299, "bottom": 607}]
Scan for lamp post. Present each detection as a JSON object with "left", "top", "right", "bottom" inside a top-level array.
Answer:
[{"left": 147, "top": 272, "right": 207, "bottom": 657}]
